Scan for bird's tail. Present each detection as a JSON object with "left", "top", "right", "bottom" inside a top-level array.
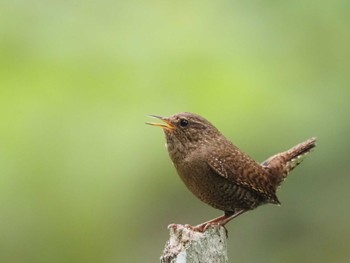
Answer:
[{"left": 261, "top": 137, "right": 317, "bottom": 188}]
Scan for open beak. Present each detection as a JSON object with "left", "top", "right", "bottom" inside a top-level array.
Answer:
[{"left": 146, "top": 115, "right": 175, "bottom": 131}]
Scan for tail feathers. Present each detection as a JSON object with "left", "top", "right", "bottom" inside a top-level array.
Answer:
[{"left": 261, "top": 137, "right": 317, "bottom": 188}]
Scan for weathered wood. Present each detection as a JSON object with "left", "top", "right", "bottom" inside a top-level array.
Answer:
[{"left": 160, "top": 224, "right": 228, "bottom": 263}]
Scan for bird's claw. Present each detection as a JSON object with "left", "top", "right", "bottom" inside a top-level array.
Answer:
[
  {"left": 168, "top": 222, "right": 228, "bottom": 237},
  {"left": 183, "top": 223, "right": 210, "bottom": 232},
  {"left": 184, "top": 222, "right": 228, "bottom": 237},
  {"left": 167, "top": 223, "right": 181, "bottom": 230}
]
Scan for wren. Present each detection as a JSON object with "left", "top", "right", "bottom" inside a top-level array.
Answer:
[{"left": 147, "top": 112, "right": 316, "bottom": 232}]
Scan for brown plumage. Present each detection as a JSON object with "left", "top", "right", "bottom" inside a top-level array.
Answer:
[{"left": 147, "top": 112, "right": 316, "bottom": 231}]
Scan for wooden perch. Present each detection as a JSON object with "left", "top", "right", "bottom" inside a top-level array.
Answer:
[{"left": 160, "top": 224, "right": 229, "bottom": 263}]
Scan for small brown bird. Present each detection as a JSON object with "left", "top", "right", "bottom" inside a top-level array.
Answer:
[{"left": 147, "top": 112, "right": 316, "bottom": 232}]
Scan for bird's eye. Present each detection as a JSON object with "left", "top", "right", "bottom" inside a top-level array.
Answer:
[{"left": 179, "top": 118, "right": 189, "bottom": 127}]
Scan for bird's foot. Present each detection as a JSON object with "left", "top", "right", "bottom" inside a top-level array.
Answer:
[
  {"left": 183, "top": 222, "right": 220, "bottom": 232},
  {"left": 182, "top": 222, "right": 227, "bottom": 237},
  {"left": 167, "top": 223, "right": 182, "bottom": 230},
  {"left": 167, "top": 223, "right": 214, "bottom": 232},
  {"left": 183, "top": 223, "right": 206, "bottom": 232},
  {"left": 167, "top": 223, "right": 211, "bottom": 234},
  {"left": 168, "top": 210, "right": 246, "bottom": 234}
]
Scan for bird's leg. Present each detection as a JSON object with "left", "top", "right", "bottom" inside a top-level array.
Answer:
[{"left": 185, "top": 209, "right": 247, "bottom": 232}]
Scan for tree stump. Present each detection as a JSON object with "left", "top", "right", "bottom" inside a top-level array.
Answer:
[{"left": 160, "top": 224, "right": 228, "bottom": 263}]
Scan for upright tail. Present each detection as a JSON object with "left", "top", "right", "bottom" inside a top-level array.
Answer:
[{"left": 261, "top": 137, "right": 317, "bottom": 188}]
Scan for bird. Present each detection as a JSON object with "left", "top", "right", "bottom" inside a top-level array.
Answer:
[{"left": 146, "top": 112, "right": 316, "bottom": 232}]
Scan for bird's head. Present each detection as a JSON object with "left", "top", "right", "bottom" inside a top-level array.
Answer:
[{"left": 146, "top": 112, "right": 222, "bottom": 161}]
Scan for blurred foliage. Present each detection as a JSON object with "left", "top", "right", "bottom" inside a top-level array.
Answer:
[{"left": 0, "top": 0, "right": 349, "bottom": 262}]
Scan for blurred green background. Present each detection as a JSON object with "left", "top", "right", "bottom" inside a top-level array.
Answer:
[{"left": 1, "top": 0, "right": 349, "bottom": 262}]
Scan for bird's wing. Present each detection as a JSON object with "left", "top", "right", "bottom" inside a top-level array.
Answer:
[{"left": 206, "top": 150, "right": 279, "bottom": 203}]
